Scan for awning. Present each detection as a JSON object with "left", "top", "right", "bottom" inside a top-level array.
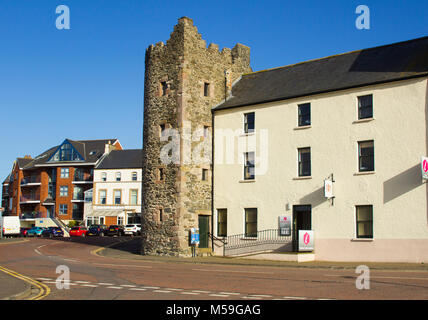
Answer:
[{"left": 87, "top": 209, "right": 124, "bottom": 217}]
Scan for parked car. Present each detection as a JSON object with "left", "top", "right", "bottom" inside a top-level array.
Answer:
[
  {"left": 20, "top": 227, "right": 31, "bottom": 237},
  {"left": 26, "top": 227, "right": 46, "bottom": 237},
  {"left": 69, "top": 226, "right": 88, "bottom": 237},
  {"left": 106, "top": 225, "right": 125, "bottom": 237},
  {"left": 42, "top": 227, "right": 64, "bottom": 238},
  {"left": 87, "top": 225, "right": 109, "bottom": 236},
  {"left": 124, "top": 224, "right": 141, "bottom": 236}
]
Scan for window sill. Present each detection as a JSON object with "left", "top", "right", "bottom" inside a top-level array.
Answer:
[
  {"left": 354, "top": 171, "right": 375, "bottom": 176},
  {"left": 239, "top": 179, "right": 256, "bottom": 183},
  {"left": 351, "top": 238, "right": 374, "bottom": 242},
  {"left": 353, "top": 118, "right": 375, "bottom": 124},
  {"left": 239, "top": 132, "right": 255, "bottom": 137},
  {"left": 294, "top": 125, "right": 312, "bottom": 130},
  {"left": 293, "top": 176, "right": 312, "bottom": 180}
]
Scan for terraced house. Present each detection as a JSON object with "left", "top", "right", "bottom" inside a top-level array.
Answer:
[
  {"left": 2, "top": 139, "right": 122, "bottom": 227},
  {"left": 84, "top": 149, "right": 142, "bottom": 227}
]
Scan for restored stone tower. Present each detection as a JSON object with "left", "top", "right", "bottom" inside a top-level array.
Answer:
[{"left": 142, "top": 17, "right": 251, "bottom": 256}]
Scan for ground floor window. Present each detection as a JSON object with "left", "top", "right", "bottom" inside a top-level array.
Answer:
[
  {"left": 244, "top": 208, "right": 257, "bottom": 237},
  {"left": 118, "top": 216, "right": 124, "bottom": 225},
  {"left": 356, "top": 205, "right": 373, "bottom": 238},
  {"left": 217, "top": 209, "right": 227, "bottom": 237},
  {"left": 59, "top": 204, "right": 68, "bottom": 215}
]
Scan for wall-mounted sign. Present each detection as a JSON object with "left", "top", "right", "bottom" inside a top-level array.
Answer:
[
  {"left": 190, "top": 228, "right": 199, "bottom": 245},
  {"left": 278, "top": 215, "right": 291, "bottom": 236},
  {"left": 422, "top": 157, "right": 428, "bottom": 180},
  {"left": 324, "top": 179, "right": 333, "bottom": 198},
  {"left": 298, "top": 230, "right": 314, "bottom": 252}
]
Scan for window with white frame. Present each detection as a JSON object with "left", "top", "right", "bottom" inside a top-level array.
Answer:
[
  {"left": 358, "top": 140, "right": 374, "bottom": 172},
  {"left": 244, "top": 112, "right": 255, "bottom": 134},
  {"left": 130, "top": 189, "right": 138, "bottom": 205},
  {"left": 244, "top": 152, "right": 255, "bottom": 180},
  {"left": 101, "top": 172, "right": 107, "bottom": 182},
  {"left": 116, "top": 172, "right": 121, "bottom": 182},
  {"left": 114, "top": 190, "right": 121, "bottom": 205},
  {"left": 59, "top": 204, "right": 68, "bottom": 215},
  {"left": 60, "top": 168, "right": 69, "bottom": 178},
  {"left": 59, "top": 186, "right": 68, "bottom": 197},
  {"left": 99, "top": 190, "right": 106, "bottom": 205},
  {"left": 356, "top": 205, "right": 373, "bottom": 238},
  {"left": 244, "top": 208, "right": 257, "bottom": 237},
  {"left": 132, "top": 172, "right": 138, "bottom": 181}
]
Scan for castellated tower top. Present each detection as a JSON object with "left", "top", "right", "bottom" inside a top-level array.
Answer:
[{"left": 146, "top": 17, "right": 251, "bottom": 69}]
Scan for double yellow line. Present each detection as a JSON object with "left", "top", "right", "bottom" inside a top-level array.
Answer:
[{"left": 0, "top": 265, "right": 50, "bottom": 300}]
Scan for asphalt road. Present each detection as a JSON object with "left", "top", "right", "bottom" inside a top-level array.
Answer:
[{"left": 0, "top": 237, "right": 428, "bottom": 301}]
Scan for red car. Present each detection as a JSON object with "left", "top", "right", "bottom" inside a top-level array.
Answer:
[
  {"left": 20, "top": 227, "right": 31, "bottom": 237},
  {"left": 69, "top": 226, "right": 88, "bottom": 237}
]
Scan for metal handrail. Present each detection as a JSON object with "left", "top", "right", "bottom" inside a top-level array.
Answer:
[
  {"left": 225, "top": 229, "right": 292, "bottom": 251},
  {"left": 208, "top": 232, "right": 227, "bottom": 245}
]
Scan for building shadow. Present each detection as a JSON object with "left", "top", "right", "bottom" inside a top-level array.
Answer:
[
  {"left": 299, "top": 186, "right": 326, "bottom": 209},
  {"left": 383, "top": 164, "right": 423, "bottom": 203}
]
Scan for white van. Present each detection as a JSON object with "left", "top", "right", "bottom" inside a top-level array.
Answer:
[{"left": 1, "top": 216, "right": 21, "bottom": 237}]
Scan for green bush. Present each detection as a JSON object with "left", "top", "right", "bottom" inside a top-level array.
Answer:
[{"left": 67, "top": 220, "right": 80, "bottom": 228}]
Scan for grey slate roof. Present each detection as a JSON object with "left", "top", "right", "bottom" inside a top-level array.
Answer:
[
  {"left": 17, "top": 158, "right": 34, "bottom": 169},
  {"left": 22, "top": 139, "right": 119, "bottom": 169},
  {"left": 214, "top": 36, "right": 428, "bottom": 111},
  {"left": 96, "top": 149, "right": 142, "bottom": 170}
]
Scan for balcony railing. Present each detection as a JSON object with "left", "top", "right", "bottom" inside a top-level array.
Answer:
[
  {"left": 20, "top": 194, "right": 40, "bottom": 203},
  {"left": 21, "top": 176, "right": 41, "bottom": 186},
  {"left": 72, "top": 193, "right": 84, "bottom": 201},
  {"left": 20, "top": 212, "right": 44, "bottom": 219},
  {"left": 73, "top": 174, "right": 93, "bottom": 183}
]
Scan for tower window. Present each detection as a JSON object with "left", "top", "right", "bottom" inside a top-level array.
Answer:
[
  {"left": 157, "top": 167, "right": 165, "bottom": 182},
  {"left": 161, "top": 81, "right": 168, "bottom": 96},
  {"left": 204, "top": 82, "right": 210, "bottom": 97},
  {"left": 202, "top": 169, "right": 209, "bottom": 181}
]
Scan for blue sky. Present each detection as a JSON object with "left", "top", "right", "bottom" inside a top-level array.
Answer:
[{"left": 0, "top": 0, "right": 427, "bottom": 182}]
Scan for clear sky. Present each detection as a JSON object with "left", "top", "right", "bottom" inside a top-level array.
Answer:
[{"left": 0, "top": 0, "right": 427, "bottom": 182}]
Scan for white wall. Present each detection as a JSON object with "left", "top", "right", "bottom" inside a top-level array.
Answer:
[{"left": 213, "top": 78, "right": 428, "bottom": 262}]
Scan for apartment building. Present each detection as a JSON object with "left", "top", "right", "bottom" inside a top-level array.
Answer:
[
  {"left": 212, "top": 36, "right": 428, "bottom": 262},
  {"left": 84, "top": 149, "right": 142, "bottom": 226},
  {"left": 2, "top": 138, "right": 122, "bottom": 226}
]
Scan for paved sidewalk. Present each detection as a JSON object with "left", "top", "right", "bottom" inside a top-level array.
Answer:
[
  {"left": 98, "top": 238, "right": 428, "bottom": 271},
  {"left": 0, "top": 269, "right": 30, "bottom": 300}
]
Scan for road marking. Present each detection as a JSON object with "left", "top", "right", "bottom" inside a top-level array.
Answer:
[
  {"left": 165, "top": 288, "right": 183, "bottom": 291},
  {"left": 210, "top": 294, "right": 230, "bottom": 297},
  {"left": 97, "top": 283, "right": 114, "bottom": 286},
  {"left": 121, "top": 285, "right": 137, "bottom": 288},
  {"left": 248, "top": 294, "right": 272, "bottom": 298},
  {"left": 192, "top": 290, "right": 211, "bottom": 294},
  {"left": 325, "top": 274, "right": 428, "bottom": 281},
  {"left": 283, "top": 296, "right": 307, "bottom": 300},
  {"left": 154, "top": 290, "right": 172, "bottom": 293},
  {"left": 0, "top": 265, "right": 50, "bottom": 300},
  {"left": 141, "top": 286, "right": 160, "bottom": 289},
  {"left": 181, "top": 292, "right": 200, "bottom": 295},
  {"left": 74, "top": 281, "right": 91, "bottom": 284},
  {"left": 36, "top": 278, "right": 53, "bottom": 281},
  {"left": 107, "top": 286, "right": 123, "bottom": 289},
  {"left": 220, "top": 292, "right": 240, "bottom": 295},
  {"left": 192, "top": 268, "right": 273, "bottom": 275},
  {"left": 242, "top": 296, "right": 263, "bottom": 300},
  {"left": 82, "top": 284, "right": 98, "bottom": 288},
  {"left": 129, "top": 288, "right": 147, "bottom": 291}
]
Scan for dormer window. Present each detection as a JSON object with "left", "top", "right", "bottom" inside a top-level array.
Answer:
[{"left": 49, "top": 141, "right": 83, "bottom": 162}]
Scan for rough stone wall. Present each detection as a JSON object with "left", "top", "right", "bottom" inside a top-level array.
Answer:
[{"left": 142, "top": 17, "right": 251, "bottom": 256}]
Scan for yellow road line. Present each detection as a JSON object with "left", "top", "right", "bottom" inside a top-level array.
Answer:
[{"left": 0, "top": 265, "right": 50, "bottom": 300}]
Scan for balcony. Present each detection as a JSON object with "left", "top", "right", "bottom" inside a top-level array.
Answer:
[
  {"left": 20, "top": 194, "right": 40, "bottom": 204},
  {"left": 72, "top": 192, "right": 85, "bottom": 202},
  {"left": 21, "top": 176, "right": 41, "bottom": 187},
  {"left": 73, "top": 174, "right": 93, "bottom": 184},
  {"left": 20, "top": 212, "right": 44, "bottom": 219},
  {"left": 72, "top": 211, "right": 84, "bottom": 220}
]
